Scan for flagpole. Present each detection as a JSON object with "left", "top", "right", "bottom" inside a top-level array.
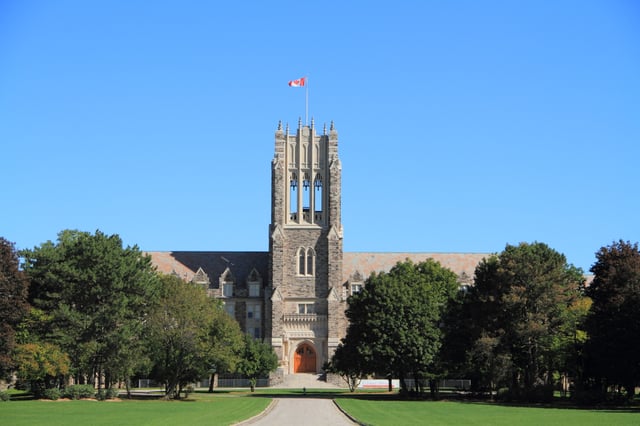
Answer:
[{"left": 305, "top": 76, "right": 309, "bottom": 125}]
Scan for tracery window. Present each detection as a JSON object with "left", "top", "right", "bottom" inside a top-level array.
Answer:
[{"left": 296, "top": 247, "right": 315, "bottom": 276}]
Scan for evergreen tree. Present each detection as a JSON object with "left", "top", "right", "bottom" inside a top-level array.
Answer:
[
  {"left": 21, "top": 230, "right": 160, "bottom": 390},
  {"left": 467, "top": 242, "right": 584, "bottom": 401}
]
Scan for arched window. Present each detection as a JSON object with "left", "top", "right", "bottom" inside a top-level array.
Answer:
[
  {"left": 290, "top": 172, "right": 298, "bottom": 218},
  {"left": 303, "top": 173, "right": 311, "bottom": 222},
  {"left": 306, "top": 248, "right": 315, "bottom": 276},
  {"left": 298, "top": 248, "right": 306, "bottom": 276},
  {"left": 296, "top": 247, "right": 315, "bottom": 276},
  {"left": 314, "top": 174, "right": 323, "bottom": 221}
]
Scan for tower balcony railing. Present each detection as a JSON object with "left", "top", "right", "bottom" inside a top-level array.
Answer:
[{"left": 288, "top": 210, "right": 323, "bottom": 223}]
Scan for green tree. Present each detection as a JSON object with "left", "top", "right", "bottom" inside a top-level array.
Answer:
[
  {"left": 467, "top": 242, "right": 584, "bottom": 401},
  {"left": 338, "top": 259, "right": 459, "bottom": 396},
  {"left": 0, "top": 237, "right": 30, "bottom": 378},
  {"left": 237, "top": 333, "right": 278, "bottom": 392},
  {"left": 585, "top": 240, "right": 640, "bottom": 400},
  {"left": 146, "top": 274, "right": 243, "bottom": 398},
  {"left": 328, "top": 340, "right": 365, "bottom": 392},
  {"left": 21, "top": 230, "right": 160, "bottom": 390},
  {"left": 13, "top": 342, "right": 70, "bottom": 397}
]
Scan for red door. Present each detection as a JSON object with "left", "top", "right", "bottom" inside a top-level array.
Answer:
[{"left": 294, "top": 344, "right": 316, "bottom": 373}]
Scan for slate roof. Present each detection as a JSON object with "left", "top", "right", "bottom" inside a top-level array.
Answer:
[
  {"left": 343, "top": 252, "right": 489, "bottom": 285},
  {"left": 147, "top": 251, "right": 490, "bottom": 287},
  {"left": 147, "top": 251, "right": 269, "bottom": 289}
]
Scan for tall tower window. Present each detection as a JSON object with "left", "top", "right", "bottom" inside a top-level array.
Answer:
[
  {"left": 290, "top": 172, "right": 298, "bottom": 219},
  {"left": 314, "top": 175, "right": 323, "bottom": 221},
  {"left": 303, "top": 173, "right": 311, "bottom": 209},
  {"left": 296, "top": 247, "right": 315, "bottom": 276},
  {"left": 298, "top": 249, "right": 305, "bottom": 276}
]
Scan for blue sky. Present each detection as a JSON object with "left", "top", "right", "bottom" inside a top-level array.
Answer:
[{"left": 1, "top": 1, "right": 638, "bottom": 272}]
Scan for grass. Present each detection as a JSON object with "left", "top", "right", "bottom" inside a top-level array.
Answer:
[
  {"left": 2, "top": 389, "right": 639, "bottom": 425},
  {"left": 0, "top": 390, "right": 271, "bottom": 426},
  {"left": 335, "top": 398, "right": 640, "bottom": 426}
]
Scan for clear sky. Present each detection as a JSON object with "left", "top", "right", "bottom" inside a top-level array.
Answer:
[{"left": 2, "top": 1, "right": 639, "bottom": 272}]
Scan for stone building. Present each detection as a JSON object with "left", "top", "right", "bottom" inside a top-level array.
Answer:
[{"left": 148, "top": 119, "right": 488, "bottom": 383}]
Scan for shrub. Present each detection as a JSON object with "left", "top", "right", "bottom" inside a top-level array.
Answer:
[
  {"left": 64, "top": 384, "right": 96, "bottom": 400},
  {"left": 184, "top": 385, "right": 195, "bottom": 397},
  {"left": 0, "top": 391, "right": 10, "bottom": 401},
  {"left": 43, "top": 388, "right": 61, "bottom": 400},
  {"left": 106, "top": 387, "right": 119, "bottom": 399},
  {"left": 496, "top": 387, "right": 511, "bottom": 401}
]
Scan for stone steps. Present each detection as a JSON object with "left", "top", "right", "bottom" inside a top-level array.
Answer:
[{"left": 273, "top": 373, "right": 339, "bottom": 389}]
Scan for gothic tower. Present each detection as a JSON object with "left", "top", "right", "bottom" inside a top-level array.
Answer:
[{"left": 267, "top": 119, "right": 345, "bottom": 380}]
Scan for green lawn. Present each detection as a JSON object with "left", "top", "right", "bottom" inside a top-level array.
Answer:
[
  {"left": 335, "top": 399, "right": 640, "bottom": 426},
  {"left": 0, "top": 392, "right": 271, "bottom": 426},
  {"left": 3, "top": 390, "right": 640, "bottom": 426}
]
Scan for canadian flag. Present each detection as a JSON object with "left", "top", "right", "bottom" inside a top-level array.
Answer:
[{"left": 288, "top": 77, "right": 306, "bottom": 87}]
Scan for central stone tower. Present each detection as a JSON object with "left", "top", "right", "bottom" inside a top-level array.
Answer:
[{"left": 267, "top": 119, "right": 345, "bottom": 380}]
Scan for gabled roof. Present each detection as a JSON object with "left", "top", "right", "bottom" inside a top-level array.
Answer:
[
  {"left": 343, "top": 252, "right": 490, "bottom": 284},
  {"left": 147, "top": 251, "right": 491, "bottom": 288},
  {"left": 147, "top": 251, "right": 269, "bottom": 288}
]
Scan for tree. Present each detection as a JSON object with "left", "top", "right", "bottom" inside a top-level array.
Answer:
[
  {"left": 21, "top": 230, "right": 160, "bottom": 390},
  {"left": 328, "top": 340, "right": 365, "bottom": 392},
  {"left": 13, "top": 342, "right": 70, "bottom": 397},
  {"left": 146, "top": 274, "right": 244, "bottom": 398},
  {"left": 0, "top": 237, "right": 30, "bottom": 378},
  {"left": 467, "top": 242, "right": 584, "bottom": 401},
  {"left": 337, "top": 259, "right": 459, "bottom": 396},
  {"left": 237, "top": 334, "right": 278, "bottom": 392},
  {"left": 584, "top": 240, "right": 640, "bottom": 400}
]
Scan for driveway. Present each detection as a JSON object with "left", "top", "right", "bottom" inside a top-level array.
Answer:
[{"left": 237, "top": 397, "right": 358, "bottom": 426}]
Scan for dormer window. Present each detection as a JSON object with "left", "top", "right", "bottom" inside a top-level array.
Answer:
[
  {"left": 220, "top": 268, "right": 235, "bottom": 298},
  {"left": 249, "top": 283, "right": 260, "bottom": 297},
  {"left": 247, "top": 268, "right": 262, "bottom": 297},
  {"left": 222, "top": 281, "right": 234, "bottom": 297}
]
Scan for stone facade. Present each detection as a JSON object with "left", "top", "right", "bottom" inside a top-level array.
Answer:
[
  {"left": 267, "top": 119, "right": 344, "bottom": 379},
  {"left": 147, "top": 119, "right": 490, "bottom": 383}
]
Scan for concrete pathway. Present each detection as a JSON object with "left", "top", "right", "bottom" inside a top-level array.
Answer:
[{"left": 237, "top": 397, "right": 358, "bottom": 426}]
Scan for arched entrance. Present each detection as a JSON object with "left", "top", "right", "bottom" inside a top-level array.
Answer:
[{"left": 294, "top": 343, "right": 316, "bottom": 373}]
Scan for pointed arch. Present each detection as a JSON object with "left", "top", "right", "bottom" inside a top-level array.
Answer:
[
  {"left": 247, "top": 268, "right": 262, "bottom": 298},
  {"left": 220, "top": 268, "right": 235, "bottom": 297},
  {"left": 297, "top": 247, "right": 305, "bottom": 276},
  {"left": 307, "top": 247, "right": 315, "bottom": 277},
  {"left": 296, "top": 247, "right": 316, "bottom": 277},
  {"left": 314, "top": 173, "right": 323, "bottom": 221},
  {"left": 294, "top": 342, "right": 317, "bottom": 373},
  {"left": 289, "top": 171, "right": 298, "bottom": 219}
]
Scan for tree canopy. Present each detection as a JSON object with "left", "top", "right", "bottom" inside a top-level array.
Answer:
[
  {"left": 0, "top": 237, "right": 30, "bottom": 377},
  {"left": 20, "top": 230, "right": 161, "bottom": 390},
  {"left": 465, "top": 242, "right": 585, "bottom": 401},
  {"left": 336, "top": 259, "right": 460, "bottom": 395},
  {"left": 236, "top": 334, "right": 278, "bottom": 392},
  {"left": 146, "top": 274, "right": 244, "bottom": 398},
  {"left": 585, "top": 240, "right": 640, "bottom": 400}
]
